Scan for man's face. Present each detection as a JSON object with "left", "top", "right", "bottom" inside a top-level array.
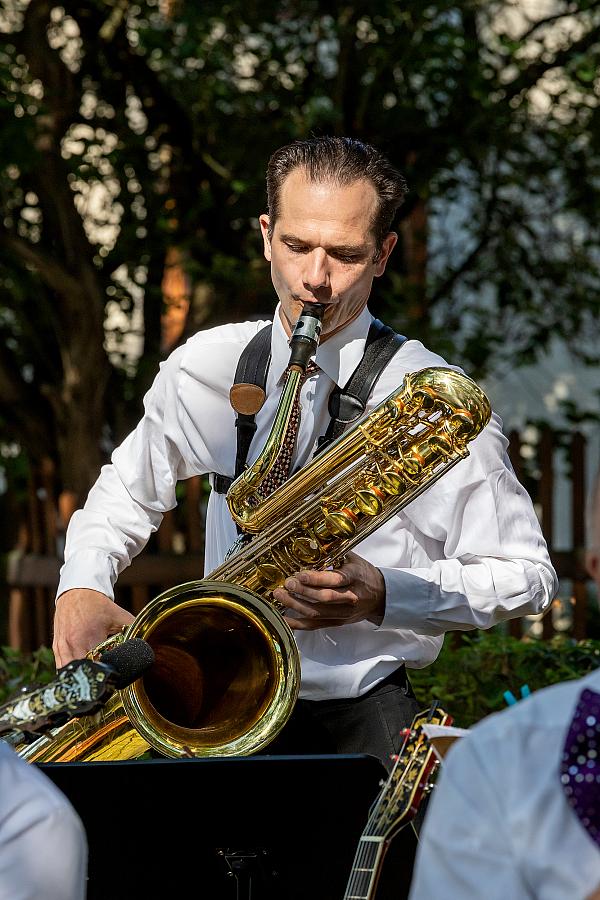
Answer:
[{"left": 259, "top": 168, "right": 397, "bottom": 340}]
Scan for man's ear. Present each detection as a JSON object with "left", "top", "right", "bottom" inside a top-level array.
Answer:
[
  {"left": 259, "top": 214, "right": 272, "bottom": 262},
  {"left": 374, "top": 232, "right": 398, "bottom": 277}
]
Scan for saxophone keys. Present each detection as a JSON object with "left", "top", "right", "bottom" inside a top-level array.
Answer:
[
  {"left": 355, "top": 488, "right": 385, "bottom": 516},
  {"left": 385, "top": 398, "right": 401, "bottom": 418},
  {"left": 379, "top": 471, "right": 405, "bottom": 495},
  {"left": 429, "top": 434, "right": 453, "bottom": 457},
  {"left": 324, "top": 508, "right": 358, "bottom": 538},
  {"left": 449, "top": 411, "right": 475, "bottom": 437},
  {"left": 292, "top": 536, "right": 322, "bottom": 564},
  {"left": 414, "top": 388, "right": 436, "bottom": 411},
  {"left": 254, "top": 563, "right": 282, "bottom": 589},
  {"left": 402, "top": 454, "right": 423, "bottom": 476}
]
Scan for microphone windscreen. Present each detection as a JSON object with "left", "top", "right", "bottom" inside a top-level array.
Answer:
[{"left": 100, "top": 638, "right": 155, "bottom": 689}]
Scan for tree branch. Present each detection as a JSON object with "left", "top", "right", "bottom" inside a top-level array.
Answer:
[
  {"left": 0, "top": 231, "right": 81, "bottom": 297},
  {"left": 516, "top": 3, "right": 600, "bottom": 46},
  {"left": 502, "top": 22, "right": 600, "bottom": 102},
  {"left": 428, "top": 183, "right": 499, "bottom": 307}
]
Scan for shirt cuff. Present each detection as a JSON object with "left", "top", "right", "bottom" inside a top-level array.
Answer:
[
  {"left": 55, "top": 549, "right": 118, "bottom": 603},
  {"left": 379, "top": 566, "right": 432, "bottom": 631}
]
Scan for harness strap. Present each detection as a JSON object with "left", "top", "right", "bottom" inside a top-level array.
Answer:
[
  {"left": 317, "top": 319, "right": 406, "bottom": 455},
  {"left": 212, "top": 318, "right": 406, "bottom": 494},
  {"left": 213, "top": 323, "right": 272, "bottom": 495}
]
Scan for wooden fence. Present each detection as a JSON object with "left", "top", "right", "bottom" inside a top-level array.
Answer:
[{"left": 1, "top": 428, "right": 595, "bottom": 652}]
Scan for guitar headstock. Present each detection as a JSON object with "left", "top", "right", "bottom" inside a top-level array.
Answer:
[{"left": 364, "top": 705, "right": 453, "bottom": 842}]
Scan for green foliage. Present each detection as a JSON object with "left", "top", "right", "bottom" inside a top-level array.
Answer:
[
  {"left": 0, "top": 645, "right": 56, "bottom": 705},
  {"left": 409, "top": 631, "right": 600, "bottom": 728}
]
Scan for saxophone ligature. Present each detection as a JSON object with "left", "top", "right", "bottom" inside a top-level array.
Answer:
[{"left": 17, "top": 306, "right": 491, "bottom": 764}]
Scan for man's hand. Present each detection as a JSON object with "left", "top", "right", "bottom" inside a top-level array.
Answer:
[
  {"left": 272, "top": 551, "right": 386, "bottom": 630},
  {"left": 53, "top": 588, "right": 135, "bottom": 669}
]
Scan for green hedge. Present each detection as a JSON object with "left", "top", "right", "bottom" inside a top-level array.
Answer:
[
  {"left": 0, "top": 646, "right": 56, "bottom": 705},
  {"left": 2, "top": 632, "right": 600, "bottom": 732},
  {"left": 409, "top": 631, "right": 600, "bottom": 728}
]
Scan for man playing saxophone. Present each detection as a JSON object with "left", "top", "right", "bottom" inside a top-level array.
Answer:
[{"left": 52, "top": 135, "right": 558, "bottom": 766}]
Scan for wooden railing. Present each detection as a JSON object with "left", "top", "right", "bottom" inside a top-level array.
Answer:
[
  {"left": 1, "top": 428, "right": 595, "bottom": 652},
  {"left": 3, "top": 472, "right": 210, "bottom": 652},
  {"left": 506, "top": 428, "right": 592, "bottom": 641}
]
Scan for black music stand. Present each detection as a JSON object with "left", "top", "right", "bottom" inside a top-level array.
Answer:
[{"left": 40, "top": 754, "right": 418, "bottom": 900}]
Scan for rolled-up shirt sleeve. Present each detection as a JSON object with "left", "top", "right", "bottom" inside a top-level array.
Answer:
[{"left": 377, "top": 411, "right": 557, "bottom": 635}]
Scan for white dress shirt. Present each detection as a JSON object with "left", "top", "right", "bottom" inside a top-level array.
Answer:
[
  {"left": 409, "top": 667, "right": 600, "bottom": 900},
  {"left": 0, "top": 742, "right": 87, "bottom": 899},
  {"left": 57, "top": 304, "right": 557, "bottom": 700}
]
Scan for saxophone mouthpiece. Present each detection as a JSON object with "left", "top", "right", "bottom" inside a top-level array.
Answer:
[{"left": 288, "top": 303, "right": 325, "bottom": 369}]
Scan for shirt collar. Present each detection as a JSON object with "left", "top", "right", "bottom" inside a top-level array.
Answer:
[{"left": 270, "top": 303, "right": 373, "bottom": 387}]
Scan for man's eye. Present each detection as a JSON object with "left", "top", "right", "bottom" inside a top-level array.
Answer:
[
  {"left": 285, "top": 244, "right": 308, "bottom": 254},
  {"left": 333, "top": 253, "right": 359, "bottom": 264}
]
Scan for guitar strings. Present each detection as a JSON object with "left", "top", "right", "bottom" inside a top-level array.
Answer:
[
  {"left": 345, "top": 705, "right": 446, "bottom": 899},
  {"left": 346, "top": 728, "right": 422, "bottom": 898}
]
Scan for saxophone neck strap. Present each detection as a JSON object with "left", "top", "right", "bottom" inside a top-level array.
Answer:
[
  {"left": 212, "top": 322, "right": 273, "bottom": 496},
  {"left": 317, "top": 319, "right": 406, "bottom": 455},
  {"left": 211, "top": 317, "right": 406, "bottom": 495}
]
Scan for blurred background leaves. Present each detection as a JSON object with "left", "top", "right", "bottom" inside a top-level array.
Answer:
[
  {"left": 410, "top": 630, "right": 600, "bottom": 727},
  {"left": 1, "top": 0, "right": 600, "bottom": 502}
]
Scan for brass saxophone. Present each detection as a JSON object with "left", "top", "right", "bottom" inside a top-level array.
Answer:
[{"left": 18, "top": 306, "right": 491, "bottom": 763}]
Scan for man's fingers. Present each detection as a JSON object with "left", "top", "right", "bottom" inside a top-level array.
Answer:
[
  {"left": 276, "top": 584, "right": 357, "bottom": 608},
  {"left": 52, "top": 589, "right": 134, "bottom": 669},
  {"left": 274, "top": 553, "right": 385, "bottom": 629},
  {"left": 53, "top": 641, "right": 91, "bottom": 669},
  {"left": 285, "top": 567, "right": 352, "bottom": 592},
  {"left": 275, "top": 587, "right": 358, "bottom": 620},
  {"left": 54, "top": 629, "right": 105, "bottom": 668},
  {"left": 294, "top": 568, "right": 350, "bottom": 588}
]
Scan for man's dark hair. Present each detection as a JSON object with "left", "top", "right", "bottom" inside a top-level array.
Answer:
[{"left": 266, "top": 135, "right": 408, "bottom": 257}]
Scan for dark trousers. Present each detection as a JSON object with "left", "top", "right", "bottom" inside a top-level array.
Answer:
[{"left": 259, "top": 666, "right": 421, "bottom": 772}]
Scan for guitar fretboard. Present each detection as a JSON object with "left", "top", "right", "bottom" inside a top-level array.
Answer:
[
  {"left": 343, "top": 835, "right": 387, "bottom": 900},
  {"left": 342, "top": 705, "right": 452, "bottom": 900}
]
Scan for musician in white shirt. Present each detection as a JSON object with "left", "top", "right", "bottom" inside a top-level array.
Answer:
[
  {"left": 409, "top": 469, "right": 600, "bottom": 899},
  {"left": 0, "top": 741, "right": 87, "bottom": 899},
  {"left": 51, "top": 135, "right": 557, "bottom": 764}
]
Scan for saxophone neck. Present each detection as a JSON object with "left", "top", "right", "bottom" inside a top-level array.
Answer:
[{"left": 226, "top": 303, "right": 325, "bottom": 529}]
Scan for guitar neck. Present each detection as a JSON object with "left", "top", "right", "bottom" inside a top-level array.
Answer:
[
  {"left": 343, "top": 834, "right": 388, "bottom": 900},
  {"left": 342, "top": 705, "right": 453, "bottom": 900}
]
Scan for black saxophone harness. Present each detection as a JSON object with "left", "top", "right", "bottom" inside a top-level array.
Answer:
[{"left": 212, "top": 318, "right": 407, "bottom": 497}]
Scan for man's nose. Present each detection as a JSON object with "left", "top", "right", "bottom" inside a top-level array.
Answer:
[{"left": 303, "top": 249, "right": 330, "bottom": 291}]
